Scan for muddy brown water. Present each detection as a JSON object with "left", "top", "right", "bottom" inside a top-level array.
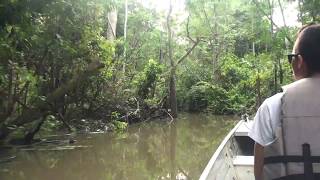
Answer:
[{"left": 0, "top": 113, "right": 237, "bottom": 180}]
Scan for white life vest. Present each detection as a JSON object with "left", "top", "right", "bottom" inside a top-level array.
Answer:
[{"left": 263, "top": 77, "right": 320, "bottom": 180}]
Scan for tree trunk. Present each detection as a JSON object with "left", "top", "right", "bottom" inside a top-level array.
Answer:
[
  {"left": 274, "top": 62, "right": 278, "bottom": 93},
  {"left": 7, "top": 65, "right": 13, "bottom": 117},
  {"left": 298, "top": 0, "right": 304, "bottom": 23},
  {"left": 167, "top": 0, "right": 178, "bottom": 118},
  {"left": 169, "top": 69, "right": 178, "bottom": 118},
  {"left": 6, "top": 63, "right": 18, "bottom": 120},
  {"left": 267, "top": 0, "right": 278, "bottom": 93},
  {"left": 123, "top": 0, "right": 128, "bottom": 73},
  {"left": 159, "top": 32, "right": 164, "bottom": 64},
  {"left": 212, "top": 4, "right": 219, "bottom": 81},
  {"left": 256, "top": 73, "right": 262, "bottom": 109},
  {"left": 277, "top": 0, "right": 287, "bottom": 28},
  {"left": 165, "top": 1, "right": 200, "bottom": 118},
  {"left": 24, "top": 116, "right": 46, "bottom": 144},
  {"left": 106, "top": 8, "right": 118, "bottom": 83},
  {"left": 278, "top": 55, "right": 283, "bottom": 84},
  {"left": 107, "top": 9, "right": 117, "bottom": 41}
]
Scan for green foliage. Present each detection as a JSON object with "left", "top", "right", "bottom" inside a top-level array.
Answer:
[
  {"left": 109, "top": 111, "right": 128, "bottom": 131},
  {"left": 133, "top": 59, "right": 163, "bottom": 100},
  {"left": 299, "top": 0, "right": 320, "bottom": 23},
  {"left": 112, "top": 120, "right": 128, "bottom": 131},
  {"left": 185, "top": 81, "right": 229, "bottom": 114},
  {"left": 111, "top": 111, "right": 121, "bottom": 121},
  {"left": 40, "top": 115, "right": 63, "bottom": 134}
]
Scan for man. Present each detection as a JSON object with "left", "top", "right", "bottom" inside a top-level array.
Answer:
[{"left": 249, "top": 24, "right": 320, "bottom": 180}]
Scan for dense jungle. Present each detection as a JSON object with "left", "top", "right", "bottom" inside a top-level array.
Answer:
[{"left": 0, "top": 0, "right": 319, "bottom": 144}]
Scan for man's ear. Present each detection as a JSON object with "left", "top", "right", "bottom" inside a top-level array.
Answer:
[
  {"left": 297, "top": 55, "right": 310, "bottom": 78},
  {"left": 297, "top": 55, "right": 305, "bottom": 69},
  {"left": 292, "top": 55, "right": 306, "bottom": 80}
]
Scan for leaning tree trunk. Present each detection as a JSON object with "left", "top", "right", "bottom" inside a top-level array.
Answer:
[{"left": 0, "top": 61, "right": 105, "bottom": 141}]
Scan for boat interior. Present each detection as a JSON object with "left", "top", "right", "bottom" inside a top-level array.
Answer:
[{"left": 200, "top": 120, "right": 255, "bottom": 180}]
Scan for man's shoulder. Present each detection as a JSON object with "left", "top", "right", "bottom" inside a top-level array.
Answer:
[
  {"left": 256, "top": 92, "right": 283, "bottom": 119},
  {"left": 250, "top": 93, "right": 283, "bottom": 146},
  {"left": 263, "top": 92, "right": 283, "bottom": 107}
]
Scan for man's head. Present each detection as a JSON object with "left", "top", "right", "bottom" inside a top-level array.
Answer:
[{"left": 291, "top": 24, "right": 320, "bottom": 79}]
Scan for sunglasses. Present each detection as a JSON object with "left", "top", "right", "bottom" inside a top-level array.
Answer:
[{"left": 287, "top": 54, "right": 300, "bottom": 64}]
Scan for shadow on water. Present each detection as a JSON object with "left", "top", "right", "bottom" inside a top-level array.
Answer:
[{"left": 0, "top": 113, "right": 237, "bottom": 180}]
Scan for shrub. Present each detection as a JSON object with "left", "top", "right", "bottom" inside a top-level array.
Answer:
[{"left": 185, "top": 81, "right": 229, "bottom": 114}]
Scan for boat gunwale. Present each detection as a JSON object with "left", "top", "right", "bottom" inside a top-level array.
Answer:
[{"left": 199, "top": 120, "right": 245, "bottom": 180}]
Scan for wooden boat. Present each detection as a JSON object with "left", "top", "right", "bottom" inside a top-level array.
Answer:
[{"left": 200, "top": 120, "right": 255, "bottom": 180}]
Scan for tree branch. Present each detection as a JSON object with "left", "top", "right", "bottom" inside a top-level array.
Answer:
[
  {"left": 176, "top": 14, "right": 202, "bottom": 67},
  {"left": 175, "top": 39, "right": 200, "bottom": 66},
  {"left": 186, "top": 15, "right": 196, "bottom": 43}
]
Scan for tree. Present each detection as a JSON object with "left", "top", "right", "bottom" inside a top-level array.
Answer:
[
  {"left": 298, "top": 0, "right": 320, "bottom": 23},
  {"left": 166, "top": 1, "right": 201, "bottom": 118}
]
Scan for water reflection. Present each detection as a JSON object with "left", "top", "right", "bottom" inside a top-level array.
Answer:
[{"left": 0, "top": 113, "right": 236, "bottom": 180}]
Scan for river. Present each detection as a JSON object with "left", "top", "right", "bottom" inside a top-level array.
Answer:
[{"left": 0, "top": 113, "right": 237, "bottom": 180}]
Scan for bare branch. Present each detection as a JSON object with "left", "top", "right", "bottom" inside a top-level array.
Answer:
[
  {"left": 167, "top": 0, "right": 174, "bottom": 67},
  {"left": 162, "top": 109, "right": 174, "bottom": 124},
  {"left": 186, "top": 15, "right": 196, "bottom": 43},
  {"left": 277, "top": 0, "right": 287, "bottom": 28},
  {"left": 176, "top": 39, "right": 200, "bottom": 66}
]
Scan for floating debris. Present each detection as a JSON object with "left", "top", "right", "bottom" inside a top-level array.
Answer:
[
  {"left": 0, "top": 156, "right": 16, "bottom": 164},
  {"left": 20, "top": 145, "right": 92, "bottom": 151}
]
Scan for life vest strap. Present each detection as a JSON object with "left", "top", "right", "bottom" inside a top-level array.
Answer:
[
  {"left": 272, "top": 173, "right": 320, "bottom": 180},
  {"left": 264, "top": 143, "right": 316, "bottom": 180}
]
